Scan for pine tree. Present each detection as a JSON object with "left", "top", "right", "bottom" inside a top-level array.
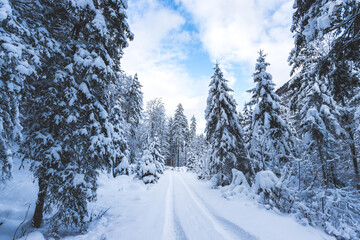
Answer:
[
  {"left": 137, "top": 149, "right": 158, "bottom": 184},
  {"left": 241, "top": 103, "right": 253, "bottom": 147},
  {"left": 123, "top": 73, "right": 143, "bottom": 163},
  {"left": 0, "top": 0, "right": 40, "bottom": 182},
  {"left": 190, "top": 116, "right": 197, "bottom": 141},
  {"left": 166, "top": 117, "right": 176, "bottom": 167},
  {"left": 290, "top": 0, "right": 360, "bottom": 176},
  {"left": 173, "top": 103, "right": 189, "bottom": 167},
  {"left": 247, "top": 51, "right": 295, "bottom": 174},
  {"left": 149, "top": 136, "right": 165, "bottom": 174},
  {"left": 205, "top": 63, "right": 250, "bottom": 185},
  {"left": 21, "top": 0, "right": 133, "bottom": 230},
  {"left": 124, "top": 73, "right": 143, "bottom": 127}
]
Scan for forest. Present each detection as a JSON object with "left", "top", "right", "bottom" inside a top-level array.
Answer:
[{"left": 0, "top": 0, "right": 359, "bottom": 239}]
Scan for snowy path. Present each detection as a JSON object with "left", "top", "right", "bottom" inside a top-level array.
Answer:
[
  {"left": 172, "top": 172, "right": 257, "bottom": 240},
  {"left": 62, "top": 170, "right": 332, "bottom": 240},
  {"left": 1, "top": 169, "right": 334, "bottom": 240}
]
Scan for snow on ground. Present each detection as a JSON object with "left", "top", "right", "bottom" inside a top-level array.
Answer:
[
  {"left": 0, "top": 161, "right": 37, "bottom": 240},
  {"left": 1, "top": 166, "right": 334, "bottom": 240}
]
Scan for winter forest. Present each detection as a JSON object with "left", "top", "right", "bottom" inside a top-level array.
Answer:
[{"left": 0, "top": 0, "right": 359, "bottom": 240}]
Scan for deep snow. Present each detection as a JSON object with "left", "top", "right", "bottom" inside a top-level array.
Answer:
[{"left": 0, "top": 165, "right": 334, "bottom": 240}]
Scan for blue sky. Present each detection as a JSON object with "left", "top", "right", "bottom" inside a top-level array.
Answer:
[{"left": 122, "top": 0, "right": 294, "bottom": 133}]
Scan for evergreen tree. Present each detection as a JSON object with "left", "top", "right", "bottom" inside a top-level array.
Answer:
[
  {"left": 0, "top": 0, "right": 40, "bottom": 182},
  {"left": 190, "top": 116, "right": 197, "bottom": 141},
  {"left": 247, "top": 51, "right": 295, "bottom": 173},
  {"left": 173, "top": 103, "right": 189, "bottom": 167},
  {"left": 205, "top": 63, "right": 250, "bottom": 185},
  {"left": 290, "top": 0, "right": 360, "bottom": 176},
  {"left": 166, "top": 117, "right": 176, "bottom": 167},
  {"left": 241, "top": 103, "right": 253, "bottom": 147},
  {"left": 21, "top": 0, "right": 133, "bottom": 230},
  {"left": 123, "top": 73, "right": 143, "bottom": 163},
  {"left": 124, "top": 73, "right": 143, "bottom": 127},
  {"left": 149, "top": 136, "right": 165, "bottom": 174},
  {"left": 137, "top": 149, "right": 158, "bottom": 184}
]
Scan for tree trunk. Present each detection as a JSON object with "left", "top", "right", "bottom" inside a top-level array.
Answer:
[
  {"left": 32, "top": 178, "right": 48, "bottom": 228},
  {"left": 349, "top": 132, "right": 359, "bottom": 175},
  {"left": 177, "top": 146, "right": 180, "bottom": 167},
  {"left": 318, "top": 145, "right": 328, "bottom": 188}
]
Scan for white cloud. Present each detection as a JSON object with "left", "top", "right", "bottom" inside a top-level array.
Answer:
[
  {"left": 122, "top": 0, "right": 208, "bottom": 133},
  {"left": 178, "top": 0, "right": 294, "bottom": 87},
  {"left": 121, "top": 0, "right": 295, "bottom": 133}
]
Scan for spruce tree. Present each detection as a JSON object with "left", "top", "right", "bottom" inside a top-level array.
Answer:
[
  {"left": 124, "top": 73, "right": 143, "bottom": 163},
  {"left": 0, "top": 0, "right": 40, "bottom": 182},
  {"left": 205, "top": 63, "right": 250, "bottom": 185},
  {"left": 190, "top": 116, "right": 197, "bottom": 141},
  {"left": 241, "top": 103, "right": 253, "bottom": 147},
  {"left": 247, "top": 51, "right": 295, "bottom": 174},
  {"left": 124, "top": 73, "right": 143, "bottom": 127},
  {"left": 173, "top": 103, "right": 189, "bottom": 167},
  {"left": 290, "top": 0, "right": 360, "bottom": 176},
  {"left": 21, "top": 0, "right": 133, "bottom": 230},
  {"left": 166, "top": 117, "right": 176, "bottom": 167},
  {"left": 149, "top": 136, "right": 165, "bottom": 174}
]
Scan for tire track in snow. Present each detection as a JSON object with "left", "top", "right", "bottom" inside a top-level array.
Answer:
[
  {"left": 161, "top": 172, "right": 187, "bottom": 240},
  {"left": 176, "top": 173, "right": 258, "bottom": 240},
  {"left": 173, "top": 198, "right": 188, "bottom": 240},
  {"left": 161, "top": 173, "right": 175, "bottom": 240}
]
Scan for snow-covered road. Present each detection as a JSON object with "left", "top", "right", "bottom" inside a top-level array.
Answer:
[
  {"left": 170, "top": 172, "right": 257, "bottom": 240},
  {"left": 2, "top": 168, "right": 333, "bottom": 240},
  {"left": 62, "top": 170, "right": 333, "bottom": 240}
]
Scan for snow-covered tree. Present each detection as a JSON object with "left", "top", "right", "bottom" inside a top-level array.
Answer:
[
  {"left": 172, "top": 103, "right": 189, "bottom": 167},
  {"left": 137, "top": 149, "right": 158, "bottom": 184},
  {"left": 290, "top": 0, "right": 360, "bottom": 176},
  {"left": 149, "top": 136, "right": 165, "bottom": 174},
  {"left": 21, "top": 0, "right": 133, "bottom": 230},
  {"left": 205, "top": 63, "right": 250, "bottom": 185},
  {"left": 186, "top": 151, "right": 197, "bottom": 172},
  {"left": 0, "top": 0, "right": 39, "bottom": 182},
  {"left": 123, "top": 73, "right": 143, "bottom": 163},
  {"left": 189, "top": 116, "right": 197, "bottom": 141},
  {"left": 240, "top": 103, "right": 253, "bottom": 147},
  {"left": 124, "top": 73, "right": 143, "bottom": 127},
  {"left": 165, "top": 117, "right": 175, "bottom": 166},
  {"left": 247, "top": 51, "right": 295, "bottom": 173}
]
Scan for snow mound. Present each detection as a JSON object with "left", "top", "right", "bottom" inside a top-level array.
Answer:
[
  {"left": 221, "top": 169, "right": 251, "bottom": 199},
  {"left": 18, "top": 231, "right": 45, "bottom": 240},
  {"left": 254, "top": 170, "right": 279, "bottom": 193},
  {"left": 115, "top": 156, "right": 130, "bottom": 175},
  {"left": 231, "top": 169, "right": 250, "bottom": 188}
]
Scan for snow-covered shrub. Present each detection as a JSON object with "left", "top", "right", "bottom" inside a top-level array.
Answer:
[
  {"left": 221, "top": 169, "right": 251, "bottom": 199},
  {"left": 253, "top": 170, "right": 279, "bottom": 193},
  {"left": 253, "top": 170, "right": 282, "bottom": 209},
  {"left": 291, "top": 188, "right": 360, "bottom": 239},
  {"left": 137, "top": 150, "right": 158, "bottom": 184},
  {"left": 114, "top": 157, "right": 130, "bottom": 176},
  {"left": 231, "top": 169, "right": 250, "bottom": 188},
  {"left": 149, "top": 137, "right": 165, "bottom": 174}
]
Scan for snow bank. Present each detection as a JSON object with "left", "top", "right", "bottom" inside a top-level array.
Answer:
[
  {"left": 253, "top": 170, "right": 279, "bottom": 193},
  {"left": 18, "top": 231, "right": 45, "bottom": 240},
  {"left": 0, "top": 160, "right": 38, "bottom": 240},
  {"left": 221, "top": 169, "right": 251, "bottom": 199},
  {"left": 231, "top": 169, "right": 250, "bottom": 188}
]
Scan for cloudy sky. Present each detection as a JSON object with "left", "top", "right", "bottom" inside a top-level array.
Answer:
[{"left": 122, "top": 0, "right": 295, "bottom": 133}]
